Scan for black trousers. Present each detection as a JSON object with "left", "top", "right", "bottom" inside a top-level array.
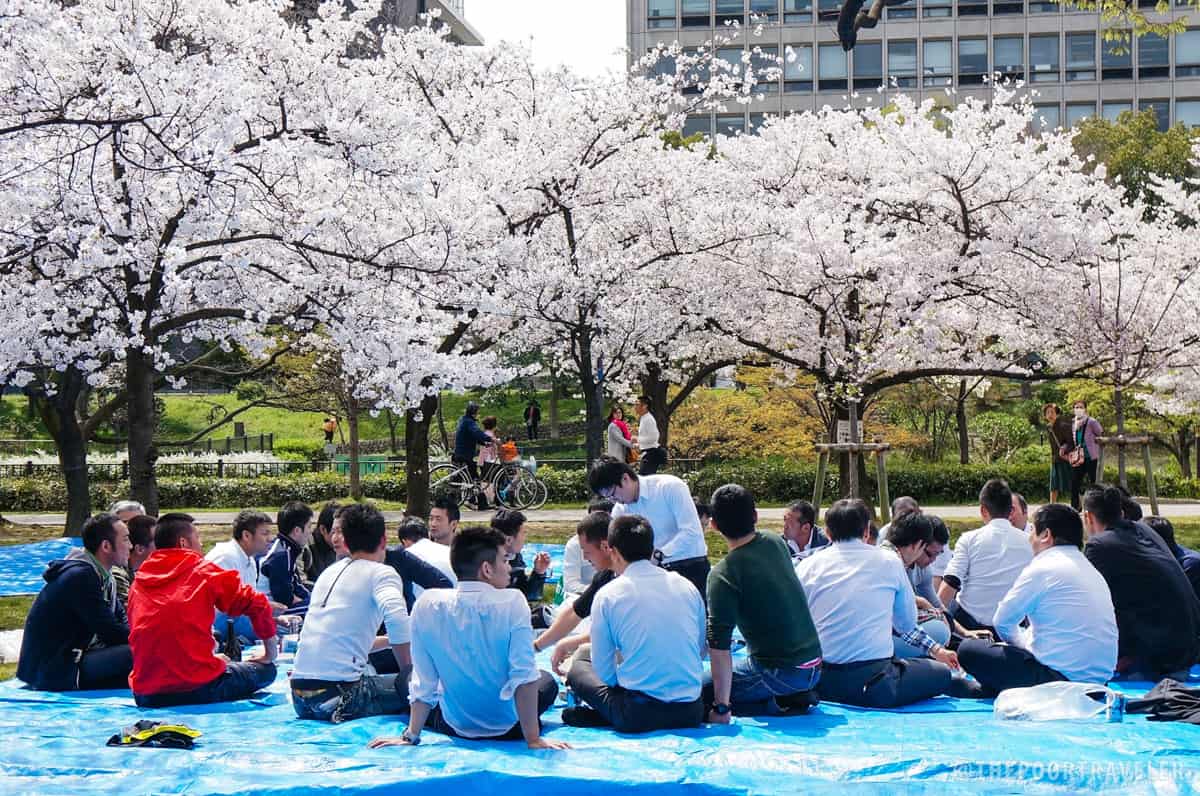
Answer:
[
  {"left": 661, "top": 556, "right": 711, "bottom": 608},
  {"left": 818, "top": 657, "right": 951, "bottom": 708},
  {"left": 134, "top": 662, "right": 276, "bottom": 708},
  {"left": 78, "top": 644, "right": 133, "bottom": 690},
  {"left": 425, "top": 670, "right": 557, "bottom": 740},
  {"left": 958, "top": 639, "right": 1066, "bottom": 696},
  {"left": 526, "top": 423, "right": 538, "bottom": 441},
  {"left": 952, "top": 604, "right": 997, "bottom": 637},
  {"left": 1070, "top": 458, "right": 1099, "bottom": 510},
  {"left": 639, "top": 447, "right": 667, "bottom": 475},
  {"left": 566, "top": 647, "right": 704, "bottom": 733}
]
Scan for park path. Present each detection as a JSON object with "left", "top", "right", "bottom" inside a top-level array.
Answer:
[{"left": 7, "top": 500, "right": 1200, "bottom": 526}]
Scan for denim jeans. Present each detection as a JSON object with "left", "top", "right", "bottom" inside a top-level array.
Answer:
[
  {"left": 704, "top": 656, "right": 822, "bottom": 715},
  {"left": 213, "top": 612, "right": 257, "bottom": 643},
  {"left": 134, "top": 662, "right": 276, "bottom": 708},
  {"left": 291, "top": 674, "right": 410, "bottom": 723},
  {"left": 894, "top": 617, "right": 951, "bottom": 659}
]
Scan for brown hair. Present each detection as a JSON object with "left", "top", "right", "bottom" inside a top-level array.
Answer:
[
  {"left": 1042, "top": 403, "right": 1061, "bottom": 418},
  {"left": 482, "top": 415, "right": 498, "bottom": 430}
]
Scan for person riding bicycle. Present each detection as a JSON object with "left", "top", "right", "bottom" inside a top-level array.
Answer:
[{"left": 454, "top": 402, "right": 495, "bottom": 509}]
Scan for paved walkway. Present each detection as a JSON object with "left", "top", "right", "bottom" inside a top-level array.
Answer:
[{"left": 7, "top": 500, "right": 1200, "bottom": 527}]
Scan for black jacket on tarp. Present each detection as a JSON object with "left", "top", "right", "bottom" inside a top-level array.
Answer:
[
  {"left": 1127, "top": 679, "right": 1200, "bottom": 724},
  {"left": 17, "top": 558, "right": 129, "bottom": 690}
]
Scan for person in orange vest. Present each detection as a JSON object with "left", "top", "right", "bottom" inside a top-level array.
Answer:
[{"left": 323, "top": 416, "right": 338, "bottom": 444}]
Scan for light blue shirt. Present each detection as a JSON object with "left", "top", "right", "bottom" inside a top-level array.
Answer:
[
  {"left": 590, "top": 560, "right": 705, "bottom": 703},
  {"left": 611, "top": 474, "right": 708, "bottom": 563}
]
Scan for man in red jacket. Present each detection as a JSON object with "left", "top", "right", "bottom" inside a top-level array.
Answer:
[{"left": 128, "top": 513, "right": 278, "bottom": 707}]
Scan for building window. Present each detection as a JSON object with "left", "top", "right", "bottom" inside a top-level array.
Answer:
[
  {"left": 1066, "top": 32, "right": 1095, "bottom": 81},
  {"left": 717, "top": 46, "right": 744, "bottom": 88},
  {"left": 853, "top": 42, "right": 884, "bottom": 90},
  {"left": 924, "top": 40, "right": 953, "bottom": 86},
  {"left": 748, "top": 112, "right": 768, "bottom": 133},
  {"left": 1033, "top": 104, "right": 1061, "bottom": 133},
  {"left": 682, "top": 47, "right": 709, "bottom": 94},
  {"left": 1029, "top": 34, "right": 1060, "bottom": 82},
  {"left": 889, "top": 40, "right": 918, "bottom": 88},
  {"left": 923, "top": 0, "right": 952, "bottom": 17},
  {"left": 889, "top": 2, "right": 917, "bottom": 17},
  {"left": 818, "top": 0, "right": 840, "bottom": 19},
  {"left": 785, "top": 44, "right": 813, "bottom": 91},
  {"left": 994, "top": 0, "right": 1023, "bottom": 13},
  {"left": 717, "top": 113, "right": 747, "bottom": 136},
  {"left": 649, "top": 51, "right": 678, "bottom": 82},
  {"left": 751, "top": 46, "right": 779, "bottom": 93},
  {"left": 1101, "top": 101, "right": 1132, "bottom": 122},
  {"left": 683, "top": 114, "right": 712, "bottom": 138},
  {"left": 649, "top": 0, "right": 678, "bottom": 28},
  {"left": 1029, "top": 0, "right": 1058, "bottom": 11},
  {"left": 958, "top": 0, "right": 988, "bottom": 16},
  {"left": 1137, "top": 33, "right": 1169, "bottom": 79},
  {"left": 1178, "top": 29, "right": 1200, "bottom": 76},
  {"left": 1139, "top": 99, "right": 1169, "bottom": 131},
  {"left": 819, "top": 43, "right": 848, "bottom": 90},
  {"left": 1177, "top": 100, "right": 1200, "bottom": 128},
  {"left": 783, "top": 0, "right": 812, "bottom": 22},
  {"left": 1065, "top": 103, "right": 1095, "bottom": 127},
  {"left": 716, "top": 0, "right": 745, "bottom": 25},
  {"left": 750, "top": 0, "right": 778, "bottom": 20},
  {"left": 1101, "top": 43, "right": 1132, "bottom": 80},
  {"left": 958, "top": 38, "right": 988, "bottom": 85},
  {"left": 994, "top": 36, "right": 1024, "bottom": 82},
  {"left": 682, "top": 0, "right": 710, "bottom": 26}
]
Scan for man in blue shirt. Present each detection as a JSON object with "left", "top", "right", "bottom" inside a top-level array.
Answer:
[{"left": 453, "top": 401, "right": 494, "bottom": 508}]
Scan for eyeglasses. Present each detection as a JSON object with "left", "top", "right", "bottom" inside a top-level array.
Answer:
[{"left": 598, "top": 485, "right": 618, "bottom": 500}]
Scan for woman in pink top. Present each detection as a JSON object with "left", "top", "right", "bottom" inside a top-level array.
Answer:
[{"left": 608, "top": 406, "right": 631, "bottom": 441}]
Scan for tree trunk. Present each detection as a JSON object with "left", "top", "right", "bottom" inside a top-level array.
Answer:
[
  {"left": 347, "top": 398, "right": 362, "bottom": 501},
  {"left": 34, "top": 371, "right": 92, "bottom": 536},
  {"left": 126, "top": 346, "right": 159, "bottom": 515},
  {"left": 956, "top": 379, "right": 970, "bottom": 465},
  {"left": 576, "top": 335, "right": 604, "bottom": 465},
  {"left": 1174, "top": 427, "right": 1193, "bottom": 480},
  {"left": 1114, "top": 383, "right": 1127, "bottom": 488},
  {"left": 549, "top": 369, "right": 560, "bottom": 439},
  {"left": 385, "top": 409, "right": 401, "bottom": 456},
  {"left": 640, "top": 363, "right": 671, "bottom": 452},
  {"left": 435, "top": 393, "right": 450, "bottom": 453},
  {"left": 405, "top": 393, "right": 439, "bottom": 518}
]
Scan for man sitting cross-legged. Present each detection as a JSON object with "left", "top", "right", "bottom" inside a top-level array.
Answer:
[
  {"left": 959, "top": 504, "right": 1118, "bottom": 695},
  {"left": 128, "top": 514, "right": 278, "bottom": 708},
  {"left": 563, "top": 515, "right": 707, "bottom": 733},
  {"left": 291, "top": 503, "right": 413, "bottom": 723},
  {"left": 18, "top": 513, "right": 133, "bottom": 691},
  {"left": 704, "top": 484, "right": 823, "bottom": 722},
  {"left": 368, "top": 526, "right": 569, "bottom": 750},
  {"left": 258, "top": 501, "right": 314, "bottom": 608},
  {"left": 206, "top": 509, "right": 278, "bottom": 643},
  {"left": 795, "top": 499, "right": 979, "bottom": 708}
]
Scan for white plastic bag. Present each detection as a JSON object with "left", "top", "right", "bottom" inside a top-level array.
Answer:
[{"left": 993, "top": 681, "right": 1125, "bottom": 722}]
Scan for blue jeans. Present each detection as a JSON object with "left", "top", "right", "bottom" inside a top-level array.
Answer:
[
  {"left": 894, "top": 617, "right": 951, "bottom": 659},
  {"left": 213, "top": 612, "right": 257, "bottom": 643},
  {"left": 291, "top": 674, "right": 410, "bottom": 723},
  {"left": 704, "top": 656, "right": 822, "bottom": 715},
  {"left": 134, "top": 662, "right": 276, "bottom": 708}
]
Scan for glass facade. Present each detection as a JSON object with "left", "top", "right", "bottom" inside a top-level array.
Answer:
[
  {"left": 889, "top": 41, "right": 918, "bottom": 88},
  {"left": 853, "top": 42, "right": 884, "bottom": 90},
  {"left": 818, "top": 43, "right": 847, "bottom": 91},
  {"left": 959, "top": 38, "right": 988, "bottom": 86},
  {"left": 785, "top": 44, "right": 813, "bottom": 92},
  {"left": 924, "top": 40, "right": 953, "bottom": 87}
]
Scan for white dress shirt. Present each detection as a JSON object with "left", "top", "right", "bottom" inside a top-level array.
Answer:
[
  {"left": 408, "top": 581, "right": 541, "bottom": 738},
  {"left": 292, "top": 558, "right": 410, "bottom": 682},
  {"left": 637, "top": 412, "right": 660, "bottom": 450},
  {"left": 205, "top": 539, "right": 260, "bottom": 590},
  {"left": 590, "top": 560, "right": 705, "bottom": 702},
  {"left": 993, "top": 545, "right": 1118, "bottom": 683},
  {"left": 794, "top": 539, "right": 921, "bottom": 664},
  {"left": 561, "top": 535, "right": 596, "bottom": 598},
  {"left": 944, "top": 518, "right": 1034, "bottom": 623},
  {"left": 611, "top": 474, "right": 708, "bottom": 563},
  {"left": 406, "top": 538, "right": 457, "bottom": 597}
]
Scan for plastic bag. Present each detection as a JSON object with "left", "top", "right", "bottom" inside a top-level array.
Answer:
[{"left": 994, "top": 681, "right": 1125, "bottom": 722}]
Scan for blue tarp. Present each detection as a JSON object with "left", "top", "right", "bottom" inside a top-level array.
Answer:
[{"left": 0, "top": 538, "right": 82, "bottom": 595}]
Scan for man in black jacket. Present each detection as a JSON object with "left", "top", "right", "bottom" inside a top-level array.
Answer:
[
  {"left": 491, "top": 509, "right": 550, "bottom": 601},
  {"left": 1083, "top": 485, "right": 1200, "bottom": 680},
  {"left": 18, "top": 514, "right": 133, "bottom": 690}
]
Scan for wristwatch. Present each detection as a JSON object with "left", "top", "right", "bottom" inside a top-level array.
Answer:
[
  {"left": 401, "top": 729, "right": 421, "bottom": 746},
  {"left": 712, "top": 703, "right": 731, "bottom": 716}
]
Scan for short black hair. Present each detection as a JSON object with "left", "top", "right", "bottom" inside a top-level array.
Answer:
[
  {"left": 490, "top": 508, "right": 527, "bottom": 538},
  {"left": 636, "top": 395, "right": 651, "bottom": 406},
  {"left": 786, "top": 499, "right": 816, "bottom": 526},
  {"left": 431, "top": 496, "right": 460, "bottom": 524},
  {"left": 451, "top": 525, "right": 506, "bottom": 580},
  {"left": 888, "top": 512, "right": 936, "bottom": 549},
  {"left": 979, "top": 478, "right": 1013, "bottom": 520},
  {"left": 340, "top": 503, "right": 387, "bottom": 553},
  {"left": 232, "top": 509, "right": 272, "bottom": 542},
  {"left": 608, "top": 515, "right": 656, "bottom": 563},
  {"left": 398, "top": 517, "right": 430, "bottom": 543},
  {"left": 277, "top": 501, "right": 313, "bottom": 537},
  {"left": 587, "top": 497, "right": 615, "bottom": 514},
  {"left": 1121, "top": 495, "right": 1143, "bottom": 522},
  {"left": 709, "top": 484, "right": 755, "bottom": 540},
  {"left": 825, "top": 499, "right": 872, "bottom": 542},
  {"left": 127, "top": 514, "right": 157, "bottom": 549},
  {"left": 1144, "top": 516, "right": 1176, "bottom": 547},
  {"left": 694, "top": 498, "right": 711, "bottom": 520},
  {"left": 928, "top": 516, "right": 951, "bottom": 546},
  {"left": 154, "top": 513, "right": 196, "bottom": 549},
  {"left": 577, "top": 511, "right": 611, "bottom": 545},
  {"left": 588, "top": 455, "right": 637, "bottom": 495},
  {"left": 1083, "top": 484, "right": 1124, "bottom": 527},
  {"left": 318, "top": 501, "right": 342, "bottom": 533},
  {"left": 1033, "top": 503, "right": 1085, "bottom": 548},
  {"left": 1014, "top": 493, "right": 1028, "bottom": 514},
  {"left": 82, "top": 513, "right": 120, "bottom": 554}
]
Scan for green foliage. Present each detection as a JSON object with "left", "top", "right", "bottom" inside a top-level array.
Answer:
[
  {"left": 1055, "top": 0, "right": 1196, "bottom": 47},
  {"left": 968, "top": 411, "right": 1040, "bottom": 464}
]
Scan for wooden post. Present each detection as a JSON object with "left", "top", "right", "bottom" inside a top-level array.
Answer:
[
  {"left": 812, "top": 451, "right": 828, "bottom": 514},
  {"left": 876, "top": 447, "right": 891, "bottom": 524},
  {"left": 1142, "top": 442, "right": 1159, "bottom": 516},
  {"left": 216, "top": 458, "right": 224, "bottom": 478},
  {"left": 1095, "top": 444, "right": 1106, "bottom": 484},
  {"left": 847, "top": 399, "right": 860, "bottom": 498}
]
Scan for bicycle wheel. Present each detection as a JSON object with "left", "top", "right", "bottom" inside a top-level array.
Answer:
[
  {"left": 491, "top": 465, "right": 522, "bottom": 508},
  {"left": 429, "top": 463, "right": 470, "bottom": 507},
  {"left": 515, "top": 477, "right": 548, "bottom": 511}
]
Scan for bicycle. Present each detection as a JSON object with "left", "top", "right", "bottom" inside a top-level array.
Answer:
[
  {"left": 428, "top": 460, "right": 489, "bottom": 509},
  {"left": 491, "top": 458, "right": 548, "bottom": 510}
]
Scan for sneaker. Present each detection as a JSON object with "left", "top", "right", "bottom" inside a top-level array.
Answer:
[
  {"left": 947, "top": 673, "right": 990, "bottom": 700},
  {"left": 837, "top": 0, "right": 866, "bottom": 50},
  {"left": 561, "top": 706, "right": 609, "bottom": 728}
]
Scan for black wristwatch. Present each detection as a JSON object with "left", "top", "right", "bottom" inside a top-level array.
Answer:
[
  {"left": 401, "top": 729, "right": 421, "bottom": 746},
  {"left": 712, "top": 703, "right": 731, "bottom": 716}
]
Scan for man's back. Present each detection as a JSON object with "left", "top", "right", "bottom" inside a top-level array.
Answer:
[
  {"left": 1085, "top": 520, "right": 1200, "bottom": 675},
  {"left": 407, "top": 538, "right": 456, "bottom": 587},
  {"left": 944, "top": 519, "right": 1033, "bottom": 623},
  {"left": 611, "top": 474, "right": 707, "bottom": 562},
  {"left": 590, "top": 560, "right": 705, "bottom": 702}
]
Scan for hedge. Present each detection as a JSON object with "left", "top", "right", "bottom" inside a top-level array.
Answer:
[{"left": 3, "top": 461, "right": 1197, "bottom": 512}]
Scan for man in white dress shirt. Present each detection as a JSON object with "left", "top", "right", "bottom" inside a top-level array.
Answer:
[
  {"left": 588, "top": 456, "right": 710, "bottom": 602},
  {"left": 633, "top": 396, "right": 667, "bottom": 475},
  {"left": 795, "top": 499, "right": 980, "bottom": 707},
  {"left": 397, "top": 517, "right": 456, "bottom": 589},
  {"left": 937, "top": 479, "right": 1033, "bottom": 633},
  {"left": 563, "top": 515, "right": 707, "bottom": 732},
  {"left": 958, "top": 503, "right": 1118, "bottom": 695},
  {"left": 368, "top": 526, "right": 569, "bottom": 750},
  {"left": 206, "top": 510, "right": 276, "bottom": 642}
]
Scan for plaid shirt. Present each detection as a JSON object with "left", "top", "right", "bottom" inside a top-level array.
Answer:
[{"left": 894, "top": 624, "right": 941, "bottom": 655}]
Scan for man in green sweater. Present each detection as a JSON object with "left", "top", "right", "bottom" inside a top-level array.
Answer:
[{"left": 704, "top": 484, "right": 823, "bottom": 722}]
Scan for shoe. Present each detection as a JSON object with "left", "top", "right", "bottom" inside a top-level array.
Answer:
[
  {"left": 855, "top": 10, "right": 878, "bottom": 28},
  {"left": 837, "top": 0, "right": 865, "bottom": 51},
  {"left": 561, "top": 706, "right": 609, "bottom": 728},
  {"left": 946, "top": 674, "right": 990, "bottom": 700},
  {"left": 776, "top": 690, "right": 820, "bottom": 714}
]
